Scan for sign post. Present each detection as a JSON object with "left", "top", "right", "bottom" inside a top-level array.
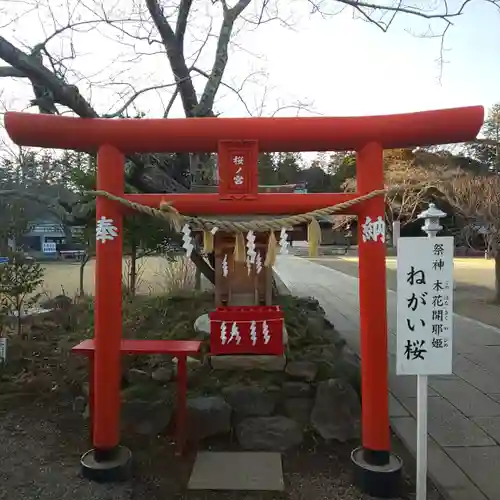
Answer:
[{"left": 396, "top": 203, "right": 453, "bottom": 500}]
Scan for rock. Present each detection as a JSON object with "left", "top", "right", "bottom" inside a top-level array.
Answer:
[
  {"left": 283, "top": 398, "right": 313, "bottom": 425},
  {"left": 306, "top": 316, "right": 325, "bottom": 337},
  {"left": 135, "top": 403, "right": 174, "bottom": 436},
  {"left": 236, "top": 416, "right": 303, "bottom": 451},
  {"left": 73, "top": 395, "right": 86, "bottom": 413},
  {"left": 194, "top": 313, "right": 210, "bottom": 336},
  {"left": 285, "top": 361, "right": 318, "bottom": 382},
  {"left": 40, "top": 295, "right": 72, "bottom": 310},
  {"left": 282, "top": 325, "right": 289, "bottom": 345},
  {"left": 121, "top": 400, "right": 173, "bottom": 435},
  {"left": 82, "top": 382, "right": 89, "bottom": 397},
  {"left": 333, "top": 348, "right": 361, "bottom": 394},
  {"left": 281, "top": 381, "right": 311, "bottom": 398},
  {"left": 310, "top": 378, "right": 361, "bottom": 442},
  {"left": 173, "top": 356, "right": 202, "bottom": 369},
  {"left": 149, "top": 354, "right": 173, "bottom": 368},
  {"left": 187, "top": 396, "right": 232, "bottom": 440},
  {"left": 302, "top": 297, "right": 323, "bottom": 312},
  {"left": 311, "top": 347, "right": 361, "bottom": 394},
  {"left": 127, "top": 368, "right": 151, "bottom": 384},
  {"left": 210, "top": 354, "right": 286, "bottom": 372},
  {"left": 152, "top": 366, "right": 173, "bottom": 383},
  {"left": 223, "top": 386, "right": 276, "bottom": 417},
  {"left": 323, "top": 317, "right": 335, "bottom": 331}
]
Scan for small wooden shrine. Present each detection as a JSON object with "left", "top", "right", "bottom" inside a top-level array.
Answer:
[
  {"left": 186, "top": 154, "right": 307, "bottom": 356},
  {"left": 190, "top": 182, "right": 304, "bottom": 308}
]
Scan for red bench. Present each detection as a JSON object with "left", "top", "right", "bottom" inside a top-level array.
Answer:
[{"left": 72, "top": 339, "right": 202, "bottom": 456}]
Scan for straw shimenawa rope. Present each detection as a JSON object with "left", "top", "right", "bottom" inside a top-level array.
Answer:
[
  {"left": 87, "top": 188, "right": 386, "bottom": 233},
  {"left": 86, "top": 188, "right": 391, "bottom": 264}
]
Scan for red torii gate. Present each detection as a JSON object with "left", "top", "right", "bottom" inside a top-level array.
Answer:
[{"left": 5, "top": 107, "right": 483, "bottom": 496}]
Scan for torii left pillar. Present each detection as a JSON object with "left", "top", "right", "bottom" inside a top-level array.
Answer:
[{"left": 80, "top": 145, "right": 132, "bottom": 481}]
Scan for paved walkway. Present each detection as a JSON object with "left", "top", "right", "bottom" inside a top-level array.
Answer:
[{"left": 275, "top": 255, "right": 500, "bottom": 500}]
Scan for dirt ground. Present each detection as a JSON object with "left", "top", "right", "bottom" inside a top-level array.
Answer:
[
  {"left": 0, "top": 393, "right": 425, "bottom": 500},
  {"left": 40, "top": 256, "right": 193, "bottom": 298},
  {"left": 310, "top": 256, "right": 500, "bottom": 329}
]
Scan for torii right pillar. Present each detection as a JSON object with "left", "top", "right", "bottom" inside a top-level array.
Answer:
[{"left": 351, "top": 142, "right": 402, "bottom": 498}]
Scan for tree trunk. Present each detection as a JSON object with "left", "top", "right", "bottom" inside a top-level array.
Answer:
[
  {"left": 129, "top": 236, "right": 138, "bottom": 297},
  {"left": 195, "top": 267, "right": 202, "bottom": 291},
  {"left": 169, "top": 231, "right": 215, "bottom": 284},
  {"left": 79, "top": 252, "right": 91, "bottom": 297},
  {"left": 495, "top": 251, "right": 500, "bottom": 304}
]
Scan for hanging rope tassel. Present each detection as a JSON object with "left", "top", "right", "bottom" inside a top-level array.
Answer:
[
  {"left": 203, "top": 230, "right": 214, "bottom": 253},
  {"left": 233, "top": 232, "right": 246, "bottom": 263},
  {"left": 307, "top": 217, "right": 322, "bottom": 257},
  {"left": 264, "top": 231, "right": 278, "bottom": 267}
]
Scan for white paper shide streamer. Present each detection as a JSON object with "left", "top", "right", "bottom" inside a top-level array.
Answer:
[
  {"left": 262, "top": 320, "right": 271, "bottom": 344},
  {"left": 181, "top": 224, "right": 194, "bottom": 258},
  {"left": 222, "top": 254, "right": 229, "bottom": 277},
  {"left": 229, "top": 322, "right": 241, "bottom": 344},
  {"left": 250, "top": 320, "right": 257, "bottom": 346},
  {"left": 220, "top": 321, "right": 227, "bottom": 344},
  {"left": 255, "top": 251, "right": 263, "bottom": 274},
  {"left": 246, "top": 230, "right": 256, "bottom": 274},
  {"left": 279, "top": 228, "right": 290, "bottom": 255}
]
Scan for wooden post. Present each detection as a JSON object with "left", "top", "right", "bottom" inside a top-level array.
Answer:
[
  {"left": 93, "top": 145, "right": 124, "bottom": 456},
  {"left": 356, "top": 142, "right": 391, "bottom": 465}
]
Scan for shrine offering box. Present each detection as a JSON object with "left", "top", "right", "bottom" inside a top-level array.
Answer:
[{"left": 209, "top": 306, "right": 284, "bottom": 355}]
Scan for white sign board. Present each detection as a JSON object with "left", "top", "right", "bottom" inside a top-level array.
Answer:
[
  {"left": 0, "top": 338, "right": 7, "bottom": 362},
  {"left": 396, "top": 237, "right": 454, "bottom": 376},
  {"left": 42, "top": 241, "right": 57, "bottom": 253}
]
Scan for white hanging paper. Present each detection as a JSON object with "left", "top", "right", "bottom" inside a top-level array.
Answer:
[
  {"left": 246, "top": 230, "right": 256, "bottom": 275},
  {"left": 181, "top": 224, "right": 194, "bottom": 258},
  {"left": 250, "top": 320, "right": 257, "bottom": 345},
  {"left": 279, "top": 228, "right": 290, "bottom": 254},
  {"left": 222, "top": 254, "right": 229, "bottom": 277},
  {"left": 255, "top": 251, "right": 263, "bottom": 274}
]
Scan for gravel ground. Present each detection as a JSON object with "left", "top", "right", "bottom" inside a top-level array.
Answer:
[{"left": 0, "top": 394, "right": 420, "bottom": 500}]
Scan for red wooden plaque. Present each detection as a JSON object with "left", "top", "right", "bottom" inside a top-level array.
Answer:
[
  {"left": 209, "top": 305, "right": 284, "bottom": 355},
  {"left": 218, "top": 140, "right": 258, "bottom": 200}
]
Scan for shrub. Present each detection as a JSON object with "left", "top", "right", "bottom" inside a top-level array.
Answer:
[
  {"left": 0, "top": 252, "right": 45, "bottom": 336},
  {"left": 156, "top": 256, "right": 196, "bottom": 296}
]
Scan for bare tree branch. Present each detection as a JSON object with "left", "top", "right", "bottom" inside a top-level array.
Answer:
[
  {"left": 196, "top": 0, "right": 252, "bottom": 116},
  {"left": 175, "top": 0, "right": 194, "bottom": 45},
  {"left": 0, "top": 66, "right": 26, "bottom": 78},
  {"left": 145, "top": 0, "right": 201, "bottom": 116},
  {"left": 0, "top": 35, "right": 98, "bottom": 118}
]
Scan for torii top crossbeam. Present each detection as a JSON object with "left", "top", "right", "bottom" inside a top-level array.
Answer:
[{"left": 5, "top": 106, "right": 484, "bottom": 153}]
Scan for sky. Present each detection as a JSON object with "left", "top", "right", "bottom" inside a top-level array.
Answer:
[{"left": 0, "top": 0, "right": 499, "bottom": 155}]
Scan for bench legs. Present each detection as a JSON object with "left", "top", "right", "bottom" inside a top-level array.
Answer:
[
  {"left": 88, "top": 354, "right": 95, "bottom": 444},
  {"left": 175, "top": 355, "right": 188, "bottom": 456},
  {"left": 86, "top": 353, "right": 189, "bottom": 456}
]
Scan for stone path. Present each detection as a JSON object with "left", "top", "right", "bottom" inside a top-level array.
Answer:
[
  {"left": 188, "top": 452, "right": 284, "bottom": 491},
  {"left": 274, "top": 255, "right": 500, "bottom": 500}
]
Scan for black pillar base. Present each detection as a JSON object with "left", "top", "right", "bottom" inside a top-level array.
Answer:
[
  {"left": 351, "top": 446, "right": 403, "bottom": 498},
  {"left": 80, "top": 445, "right": 132, "bottom": 482}
]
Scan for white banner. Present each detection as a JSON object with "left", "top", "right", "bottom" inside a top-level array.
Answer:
[{"left": 396, "top": 237, "right": 454, "bottom": 376}]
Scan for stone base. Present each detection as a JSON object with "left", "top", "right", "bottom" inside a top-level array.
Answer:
[
  {"left": 188, "top": 452, "right": 284, "bottom": 491},
  {"left": 210, "top": 354, "right": 286, "bottom": 371},
  {"left": 351, "top": 446, "right": 403, "bottom": 498},
  {"left": 80, "top": 445, "right": 132, "bottom": 482}
]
